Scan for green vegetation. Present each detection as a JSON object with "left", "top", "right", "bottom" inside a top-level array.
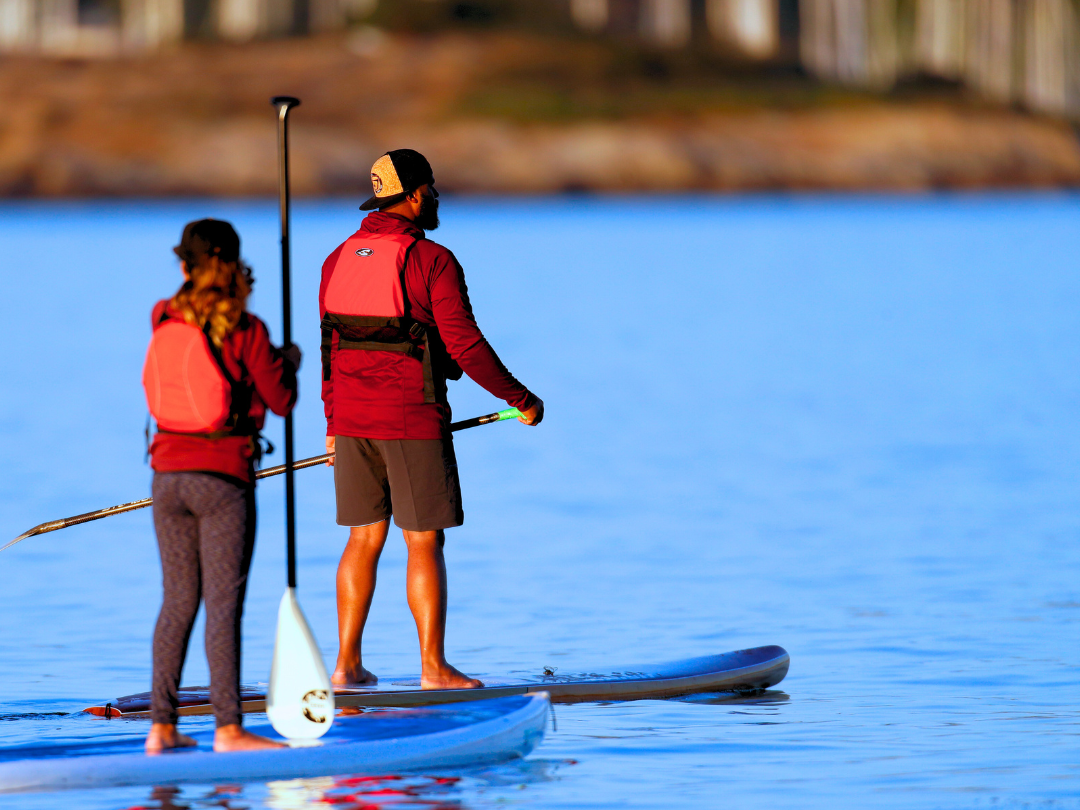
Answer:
[{"left": 442, "top": 34, "right": 959, "bottom": 123}]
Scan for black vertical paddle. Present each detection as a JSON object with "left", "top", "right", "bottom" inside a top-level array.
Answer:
[
  {"left": 266, "top": 95, "right": 335, "bottom": 739},
  {"left": 273, "top": 95, "right": 300, "bottom": 590}
]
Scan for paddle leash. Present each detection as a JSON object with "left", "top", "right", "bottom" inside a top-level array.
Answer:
[{"left": 3, "top": 408, "right": 522, "bottom": 553}]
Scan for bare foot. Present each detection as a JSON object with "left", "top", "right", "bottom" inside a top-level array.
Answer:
[
  {"left": 145, "top": 723, "right": 197, "bottom": 754},
  {"left": 331, "top": 663, "right": 378, "bottom": 687},
  {"left": 213, "top": 724, "right": 285, "bottom": 753},
  {"left": 421, "top": 662, "right": 484, "bottom": 690}
]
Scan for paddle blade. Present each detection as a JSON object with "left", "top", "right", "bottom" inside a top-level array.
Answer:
[{"left": 266, "top": 588, "right": 334, "bottom": 739}]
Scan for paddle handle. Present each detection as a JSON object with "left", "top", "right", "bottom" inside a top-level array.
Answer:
[{"left": 448, "top": 407, "right": 523, "bottom": 432}]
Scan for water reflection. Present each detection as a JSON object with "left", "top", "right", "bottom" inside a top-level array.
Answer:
[
  {"left": 267, "top": 775, "right": 464, "bottom": 809},
  {"left": 262, "top": 759, "right": 569, "bottom": 809},
  {"left": 116, "top": 760, "right": 572, "bottom": 810},
  {"left": 126, "top": 784, "right": 248, "bottom": 810}
]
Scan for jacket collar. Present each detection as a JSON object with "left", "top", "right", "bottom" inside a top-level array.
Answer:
[{"left": 360, "top": 211, "right": 425, "bottom": 240}]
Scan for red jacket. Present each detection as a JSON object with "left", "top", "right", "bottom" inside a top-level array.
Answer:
[
  {"left": 148, "top": 300, "right": 298, "bottom": 484},
  {"left": 321, "top": 212, "right": 536, "bottom": 439}
]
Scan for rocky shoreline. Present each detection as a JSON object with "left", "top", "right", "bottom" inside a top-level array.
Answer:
[{"left": 2, "top": 32, "right": 1079, "bottom": 197}]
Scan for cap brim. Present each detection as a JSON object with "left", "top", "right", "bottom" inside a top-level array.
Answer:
[
  {"left": 360, "top": 190, "right": 409, "bottom": 211},
  {"left": 172, "top": 244, "right": 238, "bottom": 264}
]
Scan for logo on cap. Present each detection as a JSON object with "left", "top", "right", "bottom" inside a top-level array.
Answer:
[
  {"left": 356, "top": 248, "right": 374, "bottom": 257},
  {"left": 370, "top": 154, "right": 404, "bottom": 199}
]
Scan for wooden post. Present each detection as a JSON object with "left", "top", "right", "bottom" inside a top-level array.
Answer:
[
  {"left": 915, "top": 0, "right": 965, "bottom": 79},
  {"left": 964, "top": 0, "right": 1014, "bottom": 102},
  {"left": 1021, "top": 0, "right": 1074, "bottom": 115},
  {"left": 706, "top": 0, "right": 780, "bottom": 59},
  {"left": 122, "top": 0, "right": 185, "bottom": 48},
  {"left": 0, "top": 0, "right": 37, "bottom": 51},
  {"left": 217, "top": 0, "right": 263, "bottom": 39},
  {"left": 571, "top": 0, "right": 610, "bottom": 31},
  {"left": 640, "top": 0, "right": 692, "bottom": 46}
]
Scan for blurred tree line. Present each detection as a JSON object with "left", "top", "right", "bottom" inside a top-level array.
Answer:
[{"left": 3, "top": 0, "right": 1077, "bottom": 118}]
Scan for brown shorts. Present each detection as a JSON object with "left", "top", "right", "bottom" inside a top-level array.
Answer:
[{"left": 333, "top": 436, "right": 463, "bottom": 532}]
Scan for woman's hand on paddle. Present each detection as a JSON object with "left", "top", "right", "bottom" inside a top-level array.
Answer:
[
  {"left": 325, "top": 435, "right": 335, "bottom": 466},
  {"left": 518, "top": 399, "right": 544, "bottom": 426},
  {"left": 283, "top": 344, "right": 302, "bottom": 370}
]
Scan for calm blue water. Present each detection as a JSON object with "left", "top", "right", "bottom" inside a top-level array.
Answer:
[{"left": 0, "top": 194, "right": 1077, "bottom": 808}]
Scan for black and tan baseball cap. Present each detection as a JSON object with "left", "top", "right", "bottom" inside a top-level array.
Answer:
[{"left": 360, "top": 149, "right": 435, "bottom": 211}]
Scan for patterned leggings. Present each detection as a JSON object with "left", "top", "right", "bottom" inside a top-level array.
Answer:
[{"left": 151, "top": 472, "right": 256, "bottom": 727}]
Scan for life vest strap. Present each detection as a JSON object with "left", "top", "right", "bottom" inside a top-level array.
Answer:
[
  {"left": 321, "top": 313, "right": 437, "bottom": 404},
  {"left": 336, "top": 338, "right": 423, "bottom": 357},
  {"left": 156, "top": 427, "right": 257, "bottom": 440},
  {"left": 324, "top": 314, "right": 409, "bottom": 328},
  {"left": 199, "top": 321, "right": 257, "bottom": 437}
]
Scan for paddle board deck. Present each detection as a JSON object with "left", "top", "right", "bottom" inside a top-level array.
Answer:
[
  {"left": 0, "top": 694, "right": 549, "bottom": 794},
  {"left": 86, "top": 645, "right": 789, "bottom": 718}
]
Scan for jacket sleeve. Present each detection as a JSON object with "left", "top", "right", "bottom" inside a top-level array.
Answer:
[
  {"left": 319, "top": 245, "right": 344, "bottom": 436},
  {"left": 150, "top": 299, "right": 168, "bottom": 327},
  {"left": 241, "top": 316, "right": 297, "bottom": 417},
  {"left": 427, "top": 251, "right": 537, "bottom": 412}
]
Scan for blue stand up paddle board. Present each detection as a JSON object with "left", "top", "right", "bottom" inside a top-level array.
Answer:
[
  {"left": 87, "top": 646, "right": 790, "bottom": 717},
  {"left": 0, "top": 694, "right": 549, "bottom": 794}
]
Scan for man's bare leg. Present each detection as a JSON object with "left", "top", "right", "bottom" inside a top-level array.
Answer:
[
  {"left": 332, "top": 521, "right": 390, "bottom": 685},
  {"left": 403, "top": 529, "right": 483, "bottom": 690}
]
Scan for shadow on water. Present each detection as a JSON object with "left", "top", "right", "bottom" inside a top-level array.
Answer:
[
  {"left": 0, "top": 713, "right": 70, "bottom": 721},
  {"left": 672, "top": 689, "right": 790, "bottom": 707}
]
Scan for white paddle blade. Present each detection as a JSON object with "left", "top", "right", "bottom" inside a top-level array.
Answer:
[{"left": 266, "top": 588, "right": 334, "bottom": 739}]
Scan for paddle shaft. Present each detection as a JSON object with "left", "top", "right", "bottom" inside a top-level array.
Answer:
[
  {"left": 273, "top": 96, "right": 300, "bottom": 589},
  {"left": 4, "top": 408, "right": 523, "bottom": 551}
]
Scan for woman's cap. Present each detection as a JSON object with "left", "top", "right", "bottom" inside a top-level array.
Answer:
[
  {"left": 360, "top": 149, "right": 435, "bottom": 211},
  {"left": 173, "top": 219, "right": 241, "bottom": 266}
]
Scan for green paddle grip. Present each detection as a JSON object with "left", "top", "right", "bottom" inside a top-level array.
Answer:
[{"left": 448, "top": 407, "right": 525, "bottom": 433}]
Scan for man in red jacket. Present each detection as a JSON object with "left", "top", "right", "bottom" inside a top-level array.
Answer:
[{"left": 321, "top": 149, "right": 543, "bottom": 689}]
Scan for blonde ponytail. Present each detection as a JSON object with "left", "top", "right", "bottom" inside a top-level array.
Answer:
[{"left": 171, "top": 255, "right": 252, "bottom": 347}]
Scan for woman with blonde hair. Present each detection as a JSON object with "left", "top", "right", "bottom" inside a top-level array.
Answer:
[{"left": 142, "top": 219, "right": 300, "bottom": 752}]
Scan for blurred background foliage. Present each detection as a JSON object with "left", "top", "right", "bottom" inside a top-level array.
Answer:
[
  {"left": 6, "top": 0, "right": 1079, "bottom": 117},
  {"left": 1, "top": 0, "right": 1078, "bottom": 195}
]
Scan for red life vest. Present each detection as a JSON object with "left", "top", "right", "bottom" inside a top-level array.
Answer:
[
  {"left": 143, "top": 314, "right": 252, "bottom": 437},
  {"left": 321, "top": 232, "right": 438, "bottom": 403}
]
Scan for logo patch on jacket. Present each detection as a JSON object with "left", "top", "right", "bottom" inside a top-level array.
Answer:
[{"left": 355, "top": 248, "right": 374, "bottom": 257}]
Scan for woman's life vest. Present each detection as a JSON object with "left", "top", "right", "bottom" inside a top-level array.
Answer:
[
  {"left": 143, "top": 314, "right": 254, "bottom": 437},
  {"left": 320, "top": 232, "right": 439, "bottom": 403}
]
